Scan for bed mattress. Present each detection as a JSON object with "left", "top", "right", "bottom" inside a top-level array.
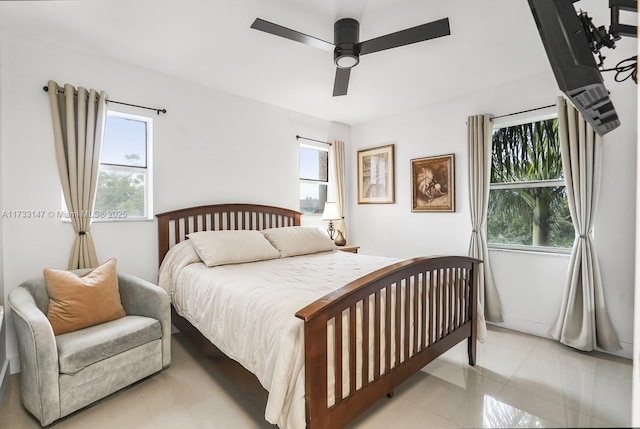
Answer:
[{"left": 159, "top": 242, "right": 397, "bottom": 428}]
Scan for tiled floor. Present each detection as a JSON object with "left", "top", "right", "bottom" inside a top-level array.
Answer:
[{"left": 0, "top": 326, "right": 631, "bottom": 428}]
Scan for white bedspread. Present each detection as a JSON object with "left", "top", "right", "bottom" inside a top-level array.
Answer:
[{"left": 159, "top": 242, "right": 398, "bottom": 429}]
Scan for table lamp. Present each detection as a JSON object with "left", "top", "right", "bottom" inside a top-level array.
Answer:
[{"left": 322, "top": 202, "right": 340, "bottom": 241}]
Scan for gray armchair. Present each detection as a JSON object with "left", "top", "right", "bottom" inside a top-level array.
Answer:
[{"left": 8, "top": 271, "right": 171, "bottom": 426}]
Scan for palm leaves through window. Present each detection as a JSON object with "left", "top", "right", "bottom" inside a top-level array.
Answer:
[{"left": 488, "top": 118, "right": 573, "bottom": 248}]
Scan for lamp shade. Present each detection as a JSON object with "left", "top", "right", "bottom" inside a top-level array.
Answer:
[{"left": 322, "top": 202, "right": 340, "bottom": 220}]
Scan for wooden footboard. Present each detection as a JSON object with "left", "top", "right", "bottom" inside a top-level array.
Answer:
[{"left": 295, "top": 256, "right": 480, "bottom": 429}]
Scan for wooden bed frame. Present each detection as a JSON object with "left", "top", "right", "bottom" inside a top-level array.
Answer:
[{"left": 157, "top": 203, "right": 480, "bottom": 428}]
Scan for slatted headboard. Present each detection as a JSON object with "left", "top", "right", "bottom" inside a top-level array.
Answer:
[{"left": 156, "top": 203, "right": 302, "bottom": 265}]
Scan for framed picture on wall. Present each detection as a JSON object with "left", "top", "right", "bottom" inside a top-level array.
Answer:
[
  {"left": 411, "top": 154, "right": 455, "bottom": 212},
  {"left": 357, "top": 144, "right": 395, "bottom": 204}
]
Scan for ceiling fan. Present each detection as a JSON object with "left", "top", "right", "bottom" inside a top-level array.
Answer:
[{"left": 250, "top": 16, "right": 451, "bottom": 96}]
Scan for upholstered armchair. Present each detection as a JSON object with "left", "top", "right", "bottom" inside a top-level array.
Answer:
[{"left": 8, "top": 271, "right": 171, "bottom": 426}]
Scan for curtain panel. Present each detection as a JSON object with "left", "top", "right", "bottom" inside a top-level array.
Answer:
[
  {"left": 549, "top": 97, "right": 620, "bottom": 352},
  {"left": 330, "top": 140, "right": 347, "bottom": 241},
  {"left": 48, "top": 80, "right": 108, "bottom": 269},
  {"left": 467, "top": 114, "right": 503, "bottom": 325}
]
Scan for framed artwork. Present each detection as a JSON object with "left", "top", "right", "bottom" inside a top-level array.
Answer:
[
  {"left": 411, "top": 154, "right": 455, "bottom": 212},
  {"left": 357, "top": 144, "right": 395, "bottom": 204}
]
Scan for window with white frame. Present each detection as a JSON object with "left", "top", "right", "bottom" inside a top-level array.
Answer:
[
  {"left": 299, "top": 142, "right": 329, "bottom": 215},
  {"left": 93, "top": 111, "right": 152, "bottom": 220},
  {"left": 487, "top": 116, "right": 573, "bottom": 250}
]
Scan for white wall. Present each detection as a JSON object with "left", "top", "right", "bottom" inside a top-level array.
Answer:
[
  {"left": 634, "top": 67, "right": 640, "bottom": 424},
  {"left": 0, "top": 27, "right": 8, "bottom": 400},
  {"left": 0, "top": 8, "right": 5, "bottom": 310},
  {"left": 0, "top": 32, "right": 348, "bottom": 371},
  {"left": 349, "top": 61, "right": 637, "bottom": 359}
]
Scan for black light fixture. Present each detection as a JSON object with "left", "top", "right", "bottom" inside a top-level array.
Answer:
[
  {"left": 334, "top": 18, "right": 360, "bottom": 69},
  {"left": 250, "top": 15, "right": 451, "bottom": 96}
]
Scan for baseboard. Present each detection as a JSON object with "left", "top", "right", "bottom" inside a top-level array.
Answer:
[
  {"left": 0, "top": 306, "right": 8, "bottom": 404},
  {"left": 488, "top": 318, "right": 633, "bottom": 360},
  {"left": 8, "top": 355, "right": 19, "bottom": 374},
  {"left": 0, "top": 359, "right": 8, "bottom": 405}
]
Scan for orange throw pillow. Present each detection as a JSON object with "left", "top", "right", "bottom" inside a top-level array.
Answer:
[{"left": 44, "top": 258, "right": 126, "bottom": 335}]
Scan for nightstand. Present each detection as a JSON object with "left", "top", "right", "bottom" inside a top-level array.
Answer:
[{"left": 337, "top": 245, "right": 359, "bottom": 254}]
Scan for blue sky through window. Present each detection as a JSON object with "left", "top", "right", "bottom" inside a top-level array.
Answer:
[
  {"left": 101, "top": 115, "right": 146, "bottom": 167},
  {"left": 299, "top": 146, "right": 328, "bottom": 200}
]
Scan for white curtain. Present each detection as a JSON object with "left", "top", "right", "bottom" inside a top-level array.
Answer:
[
  {"left": 467, "top": 114, "right": 503, "bottom": 323},
  {"left": 48, "top": 80, "right": 108, "bottom": 269},
  {"left": 549, "top": 97, "right": 620, "bottom": 351},
  {"left": 330, "top": 140, "right": 347, "bottom": 241}
]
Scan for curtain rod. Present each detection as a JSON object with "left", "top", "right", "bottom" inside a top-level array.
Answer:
[
  {"left": 296, "top": 134, "right": 332, "bottom": 145},
  {"left": 43, "top": 85, "right": 167, "bottom": 115},
  {"left": 492, "top": 104, "right": 556, "bottom": 120}
]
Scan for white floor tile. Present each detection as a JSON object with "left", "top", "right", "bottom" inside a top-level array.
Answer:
[{"left": 0, "top": 326, "right": 631, "bottom": 428}]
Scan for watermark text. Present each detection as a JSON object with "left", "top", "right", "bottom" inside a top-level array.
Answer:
[{"left": 1, "top": 210, "right": 129, "bottom": 220}]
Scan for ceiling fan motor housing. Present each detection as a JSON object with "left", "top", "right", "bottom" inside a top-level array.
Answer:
[{"left": 334, "top": 18, "right": 360, "bottom": 68}]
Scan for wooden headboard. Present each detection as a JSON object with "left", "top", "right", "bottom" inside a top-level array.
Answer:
[{"left": 156, "top": 203, "right": 302, "bottom": 265}]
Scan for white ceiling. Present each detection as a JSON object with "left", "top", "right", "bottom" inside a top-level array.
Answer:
[{"left": 0, "top": 0, "right": 631, "bottom": 125}]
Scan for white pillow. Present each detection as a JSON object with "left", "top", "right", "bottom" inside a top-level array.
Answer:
[
  {"left": 261, "top": 226, "right": 337, "bottom": 257},
  {"left": 187, "top": 230, "right": 280, "bottom": 267}
]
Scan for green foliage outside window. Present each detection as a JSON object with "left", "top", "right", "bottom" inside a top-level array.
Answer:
[
  {"left": 94, "top": 170, "right": 145, "bottom": 217},
  {"left": 94, "top": 154, "right": 145, "bottom": 217},
  {"left": 487, "top": 118, "right": 574, "bottom": 248}
]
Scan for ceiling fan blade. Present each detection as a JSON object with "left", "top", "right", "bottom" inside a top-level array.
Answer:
[
  {"left": 358, "top": 17, "right": 450, "bottom": 55},
  {"left": 333, "top": 67, "right": 351, "bottom": 96},
  {"left": 251, "top": 18, "right": 334, "bottom": 52}
]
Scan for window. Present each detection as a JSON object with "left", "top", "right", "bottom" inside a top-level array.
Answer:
[
  {"left": 93, "top": 111, "right": 152, "bottom": 220},
  {"left": 299, "top": 143, "right": 329, "bottom": 215},
  {"left": 487, "top": 117, "right": 573, "bottom": 250}
]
